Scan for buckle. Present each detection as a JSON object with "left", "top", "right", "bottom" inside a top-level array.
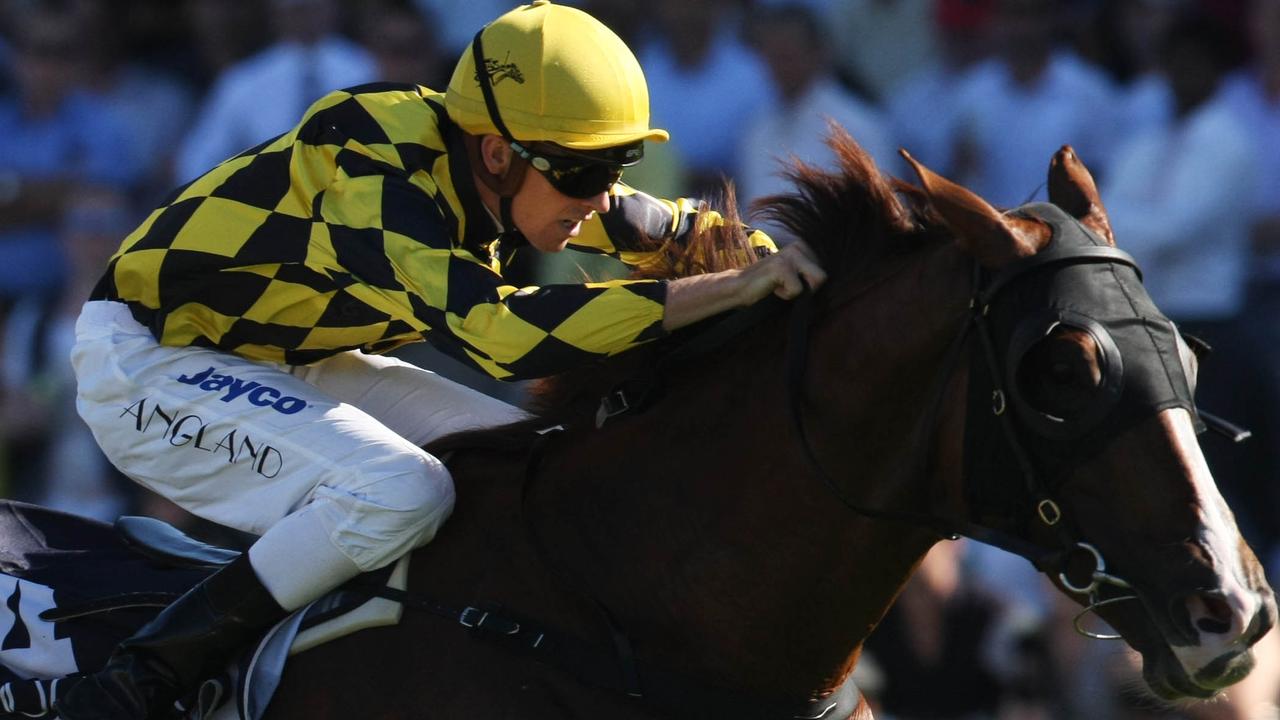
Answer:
[
  {"left": 595, "top": 389, "right": 631, "bottom": 428},
  {"left": 458, "top": 606, "right": 488, "bottom": 628},
  {"left": 458, "top": 606, "right": 521, "bottom": 636}
]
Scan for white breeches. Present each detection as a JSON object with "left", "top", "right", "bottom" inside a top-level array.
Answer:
[{"left": 71, "top": 301, "right": 527, "bottom": 609}]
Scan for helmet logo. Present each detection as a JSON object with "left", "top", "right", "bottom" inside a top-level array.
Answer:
[{"left": 477, "top": 51, "right": 525, "bottom": 86}]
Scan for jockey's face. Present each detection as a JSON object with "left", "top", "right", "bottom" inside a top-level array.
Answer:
[
  {"left": 511, "top": 164, "right": 611, "bottom": 253},
  {"left": 476, "top": 134, "right": 612, "bottom": 253}
]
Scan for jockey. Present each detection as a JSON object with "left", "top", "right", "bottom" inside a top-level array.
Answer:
[{"left": 55, "top": 1, "right": 825, "bottom": 718}]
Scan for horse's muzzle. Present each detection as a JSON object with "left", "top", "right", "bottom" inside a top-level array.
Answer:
[{"left": 1145, "top": 589, "right": 1275, "bottom": 699}]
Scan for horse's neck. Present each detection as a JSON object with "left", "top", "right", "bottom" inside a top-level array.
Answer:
[{"left": 535, "top": 245, "right": 974, "bottom": 696}]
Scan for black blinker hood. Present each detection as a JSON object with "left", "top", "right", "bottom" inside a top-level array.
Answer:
[{"left": 964, "top": 203, "right": 1201, "bottom": 523}]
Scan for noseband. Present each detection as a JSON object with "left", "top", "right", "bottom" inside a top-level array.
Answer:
[{"left": 785, "top": 203, "right": 1209, "bottom": 635}]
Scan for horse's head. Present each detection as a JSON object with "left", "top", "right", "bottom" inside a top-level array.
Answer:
[{"left": 904, "top": 146, "right": 1276, "bottom": 700}]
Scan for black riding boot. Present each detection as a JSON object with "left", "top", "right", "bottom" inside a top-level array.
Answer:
[{"left": 55, "top": 555, "right": 287, "bottom": 720}]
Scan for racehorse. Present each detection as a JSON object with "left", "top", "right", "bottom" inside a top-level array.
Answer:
[
  {"left": 254, "top": 134, "right": 1273, "bottom": 718},
  {"left": 2, "top": 134, "right": 1270, "bottom": 719}
]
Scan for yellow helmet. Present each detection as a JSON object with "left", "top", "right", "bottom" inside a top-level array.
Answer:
[{"left": 445, "top": 0, "right": 669, "bottom": 151}]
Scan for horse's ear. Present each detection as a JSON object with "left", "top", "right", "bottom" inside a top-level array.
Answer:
[
  {"left": 900, "top": 149, "right": 1047, "bottom": 268},
  {"left": 1048, "top": 145, "right": 1115, "bottom": 246}
]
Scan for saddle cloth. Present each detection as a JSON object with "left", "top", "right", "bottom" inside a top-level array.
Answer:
[{"left": 0, "top": 502, "right": 408, "bottom": 719}]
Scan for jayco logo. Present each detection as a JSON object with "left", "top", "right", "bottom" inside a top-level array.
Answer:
[{"left": 175, "top": 367, "right": 308, "bottom": 415}]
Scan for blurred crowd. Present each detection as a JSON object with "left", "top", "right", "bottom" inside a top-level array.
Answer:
[{"left": 0, "top": 0, "right": 1277, "bottom": 717}]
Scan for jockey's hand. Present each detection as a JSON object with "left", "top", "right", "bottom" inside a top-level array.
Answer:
[
  {"left": 662, "top": 241, "right": 827, "bottom": 331},
  {"left": 736, "top": 240, "right": 827, "bottom": 302}
]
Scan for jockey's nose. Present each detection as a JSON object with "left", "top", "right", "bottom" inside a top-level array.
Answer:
[{"left": 582, "top": 190, "right": 610, "bottom": 215}]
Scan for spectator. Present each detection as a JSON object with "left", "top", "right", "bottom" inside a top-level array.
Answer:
[
  {"left": 949, "top": 0, "right": 1119, "bottom": 207},
  {"left": 1104, "top": 9, "right": 1254, "bottom": 372},
  {"left": 1107, "top": 0, "right": 1179, "bottom": 148},
  {"left": 177, "top": 0, "right": 271, "bottom": 91},
  {"left": 885, "top": 0, "right": 994, "bottom": 177},
  {"left": 174, "top": 0, "right": 376, "bottom": 182},
  {"left": 74, "top": 0, "right": 198, "bottom": 204},
  {"left": 2, "top": 188, "right": 137, "bottom": 522},
  {"left": 0, "top": 27, "right": 11, "bottom": 92},
  {"left": 579, "top": 0, "right": 647, "bottom": 48},
  {"left": 356, "top": 1, "right": 449, "bottom": 88},
  {"left": 1224, "top": 0, "right": 1280, "bottom": 286},
  {"left": 737, "top": 3, "right": 895, "bottom": 235},
  {"left": 638, "top": 0, "right": 774, "bottom": 195},
  {"left": 579, "top": 0, "right": 690, "bottom": 201},
  {"left": 410, "top": 0, "right": 512, "bottom": 57},
  {"left": 826, "top": 0, "right": 938, "bottom": 103},
  {"left": 0, "top": 7, "right": 140, "bottom": 309}
]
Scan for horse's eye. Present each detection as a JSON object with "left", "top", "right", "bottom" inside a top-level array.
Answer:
[
  {"left": 1015, "top": 326, "right": 1103, "bottom": 420},
  {"left": 1048, "top": 361, "right": 1074, "bottom": 385}
]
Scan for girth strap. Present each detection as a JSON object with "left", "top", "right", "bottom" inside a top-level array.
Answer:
[{"left": 366, "top": 583, "right": 860, "bottom": 720}]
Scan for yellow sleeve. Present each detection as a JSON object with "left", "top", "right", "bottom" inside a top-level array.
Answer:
[{"left": 319, "top": 174, "right": 669, "bottom": 380}]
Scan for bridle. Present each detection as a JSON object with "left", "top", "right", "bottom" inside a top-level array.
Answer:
[
  {"left": 529, "top": 203, "right": 1225, "bottom": 711},
  {"left": 593, "top": 202, "right": 1231, "bottom": 643},
  {"left": 781, "top": 204, "right": 1186, "bottom": 637}
]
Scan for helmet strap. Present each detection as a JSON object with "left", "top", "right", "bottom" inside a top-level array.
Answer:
[
  {"left": 467, "top": 27, "right": 529, "bottom": 245},
  {"left": 463, "top": 132, "right": 529, "bottom": 198}
]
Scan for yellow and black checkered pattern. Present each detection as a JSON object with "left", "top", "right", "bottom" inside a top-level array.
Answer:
[{"left": 96, "top": 83, "right": 770, "bottom": 380}]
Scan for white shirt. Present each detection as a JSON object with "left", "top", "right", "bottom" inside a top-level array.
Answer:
[
  {"left": 951, "top": 53, "right": 1120, "bottom": 208},
  {"left": 1218, "top": 70, "right": 1280, "bottom": 216},
  {"left": 886, "top": 63, "right": 966, "bottom": 177},
  {"left": 1103, "top": 92, "right": 1257, "bottom": 320},
  {"left": 1115, "top": 72, "right": 1174, "bottom": 151},
  {"left": 738, "top": 77, "right": 895, "bottom": 217},
  {"left": 176, "top": 38, "right": 377, "bottom": 182},
  {"left": 640, "top": 30, "right": 775, "bottom": 177}
]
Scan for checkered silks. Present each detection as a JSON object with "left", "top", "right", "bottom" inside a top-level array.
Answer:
[{"left": 99, "top": 83, "right": 704, "bottom": 380}]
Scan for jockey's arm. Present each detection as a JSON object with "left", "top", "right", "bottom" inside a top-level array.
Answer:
[
  {"left": 662, "top": 241, "right": 826, "bottom": 331},
  {"left": 566, "top": 185, "right": 776, "bottom": 264}
]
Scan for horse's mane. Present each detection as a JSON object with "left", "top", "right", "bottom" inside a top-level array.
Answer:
[{"left": 429, "top": 128, "right": 944, "bottom": 454}]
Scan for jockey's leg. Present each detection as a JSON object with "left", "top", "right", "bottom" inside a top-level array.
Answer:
[
  {"left": 285, "top": 349, "right": 529, "bottom": 448},
  {"left": 55, "top": 302, "right": 475, "bottom": 719}
]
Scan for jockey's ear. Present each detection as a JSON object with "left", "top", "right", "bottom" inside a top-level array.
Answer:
[
  {"left": 1048, "top": 145, "right": 1115, "bottom": 246},
  {"left": 900, "top": 149, "right": 1048, "bottom": 268}
]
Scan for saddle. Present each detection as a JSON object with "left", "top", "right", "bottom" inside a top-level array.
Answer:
[{"left": 0, "top": 513, "right": 408, "bottom": 720}]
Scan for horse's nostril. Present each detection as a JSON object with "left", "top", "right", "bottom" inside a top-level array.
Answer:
[
  {"left": 1194, "top": 593, "right": 1235, "bottom": 635},
  {"left": 1196, "top": 616, "right": 1231, "bottom": 634}
]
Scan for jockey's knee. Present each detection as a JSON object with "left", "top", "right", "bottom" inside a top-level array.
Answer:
[
  {"left": 385, "top": 453, "right": 456, "bottom": 546},
  {"left": 321, "top": 451, "right": 455, "bottom": 571}
]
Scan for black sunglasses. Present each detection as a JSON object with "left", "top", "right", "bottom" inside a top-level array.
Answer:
[{"left": 510, "top": 142, "right": 624, "bottom": 199}]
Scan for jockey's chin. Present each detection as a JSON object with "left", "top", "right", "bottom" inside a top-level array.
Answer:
[
  {"left": 522, "top": 217, "right": 587, "bottom": 253},
  {"left": 511, "top": 169, "right": 608, "bottom": 254}
]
